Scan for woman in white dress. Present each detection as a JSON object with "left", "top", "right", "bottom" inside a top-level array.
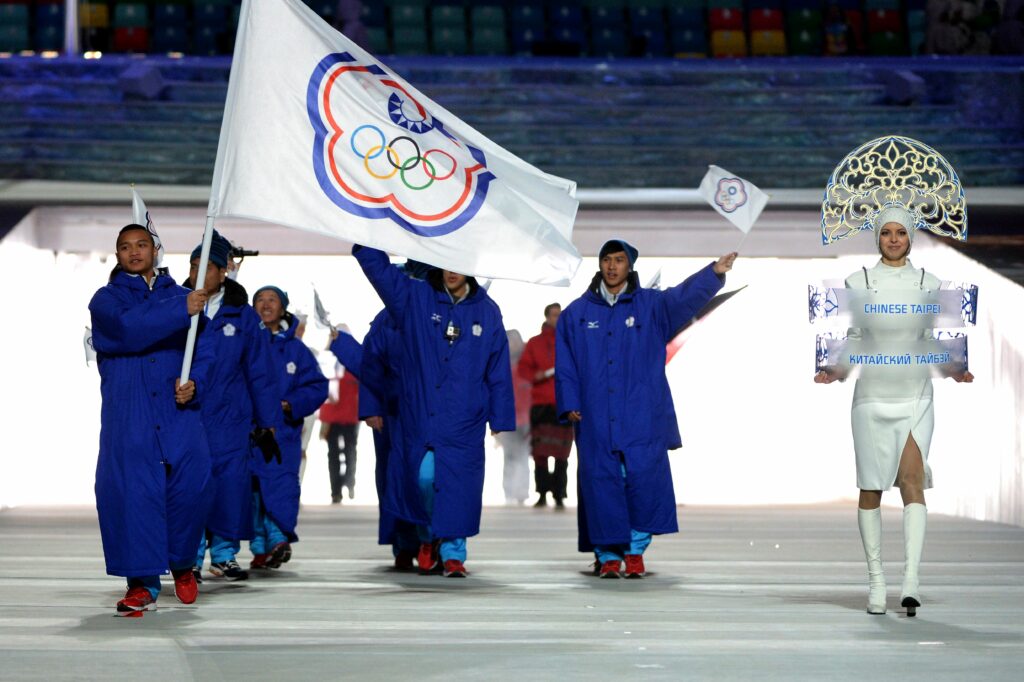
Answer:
[{"left": 815, "top": 206, "right": 973, "bottom": 616}]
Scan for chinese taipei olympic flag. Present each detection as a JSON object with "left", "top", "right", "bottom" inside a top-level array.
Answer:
[
  {"left": 208, "top": 0, "right": 581, "bottom": 285},
  {"left": 698, "top": 165, "right": 769, "bottom": 234}
]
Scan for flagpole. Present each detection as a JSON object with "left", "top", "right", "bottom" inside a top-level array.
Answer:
[
  {"left": 180, "top": 215, "right": 216, "bottom": 383},
  {"left": 734, "top": 229, "right": 752, "bottom": 254}
]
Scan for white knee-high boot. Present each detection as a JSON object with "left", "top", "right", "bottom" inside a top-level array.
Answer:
[
  {"left": 858, "top": 507, "right": 886, "bottom": 615},
  {"left": 901, "top": 503, "right": 927, "bottom": 615}
]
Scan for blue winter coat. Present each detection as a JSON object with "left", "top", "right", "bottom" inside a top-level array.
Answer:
[
  {"left": 253, "top": 314, "right": 328, "bottom": 540},
  {"left": 331, "top": 309, "right": 405, "bottom": 546},
  {"left": 353, "top": 246, "right": 516, "bottom": 539},
  {"left": 556, "top": 266, "right": 723, "bottom": 549},
  {"left": 89, "top": 271, "right": 214, "bottom": 577},
  {"left": 192, "top": 278, "right": 283, "bottom": 541}
]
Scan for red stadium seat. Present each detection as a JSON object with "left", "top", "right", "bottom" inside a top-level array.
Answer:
[
  {"left": 708, "top": 8, "right": 744, "bottom": 32},
  {"left": 866, "top": 9, "right": 902, "bottom": 34},
  {"left": 112, "top": 27, "right": 149, "bottom": 53},
  {"left": 748, "top": 9, "right": 783, "bottom": 32}
]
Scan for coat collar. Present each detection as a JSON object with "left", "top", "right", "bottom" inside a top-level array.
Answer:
[{"left": 585, "top": 271, "right": 640, "bottom": 305}]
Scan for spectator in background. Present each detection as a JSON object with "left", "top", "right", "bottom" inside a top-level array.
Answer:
[
  {"left": 496, "top": 330, "right": 531, "bottom": 506},
  {"left": 320, "top": 348, "right": 361, "bottom": 504},
  {"left": 993, "top": 1, "right": 1024, "bottom": 54},
  {"left": 518, "top": 303, "right": 573, "bottom": 509},
  {"left": 334, "top": 0, "right": 369, "bottom": 50}
]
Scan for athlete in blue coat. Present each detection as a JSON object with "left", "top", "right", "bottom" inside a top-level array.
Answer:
[
  {"left": 353, "top": 246, "right": 516, "bottom": 578},
  {"left": 89, "top": 224, "right": 214, "bottom": 614},
  {"left": 329, "top": 306, "right": 420, "bottom": 569},
  {"left": 250, "top": 285, "right": 328, "bottom": 569},
  {"left": 556, "top": 240, "right": 736, "bottom": 579},
  {"left": 185, "top": 234, "right": 283, "bottom": 582}
]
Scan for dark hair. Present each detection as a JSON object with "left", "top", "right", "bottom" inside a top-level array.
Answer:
[
  {"left": 117, "top": 223, "right": 154, "bottom": 245},
  {"left": 543, "top": 302, "right": 561, "bottom": 317}
]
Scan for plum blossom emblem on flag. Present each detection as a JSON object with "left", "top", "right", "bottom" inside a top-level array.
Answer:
[
  {"left": 714, "top": 178, "right": 748, "bottom": 213},
  {"left": 307, "top": 53, "right": 495, "bottom": 237}
]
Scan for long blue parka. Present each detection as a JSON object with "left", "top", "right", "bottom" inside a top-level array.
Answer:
[
  {"left": 253, "top": 312, "right": 328, "bottom": 540},
  {"left": 187, "top": 277, "right": 283, "bottom": 541},
  {"left": 556, "top": 266, "right": 724, "bottom": 550},
  {"left": 89, "top": 270, "right": 215, "bottom": 577},
  {"left": 353, "top": 246, "right": 516, "bottom": 539},
  {"left": 331, "top": 309, "right": 406, "bottom": 546}
]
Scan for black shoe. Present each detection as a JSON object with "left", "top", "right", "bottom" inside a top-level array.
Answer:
[
  {"left": 267, "top": 542, "right": 290, "bottom": 569},
  {"left": 331, "top": 495, "right": 342, "bottom": 504},
  {"left": 210, "top": 559, "right": 249, "bottom": 581},
  {"left": 533, "top": 494, "right": 548, "bottom": 508},
  {"left": 192, "top": 567, "right": 203, "bottom": 584},
  {"left": 554, "top": 497, "right": 565, "bottom": 510}
]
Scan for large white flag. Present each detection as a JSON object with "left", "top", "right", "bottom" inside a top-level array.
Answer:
[
  {"left": 209, "top": 0, "right": 581, "bottom": 285},
  {"left": 698, "top": 165, "right": 769, "bottom": 234},
  {"left": 131, "top": 187, "right": 165, "bottom": 269}
]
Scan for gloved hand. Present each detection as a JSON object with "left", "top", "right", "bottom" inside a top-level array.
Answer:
[{"left": 251, "top": 427, "right": 281, "bottom": 464}]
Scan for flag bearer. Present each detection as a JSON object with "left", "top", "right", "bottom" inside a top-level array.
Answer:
[
  {"left": 186, "top": 232, "right": 282, "bottom": 582},
  {"left": 352, "top": 245, "right": 515, "bottom": 577},
  {"left": 250, "top": 285, "right": 328, "bottom": 569},
  {"left": 89, "top": 224, "right": 214, "bottom": 614},
  {"left": 556, "top": 240, "right": 736, "bottom": 578}
]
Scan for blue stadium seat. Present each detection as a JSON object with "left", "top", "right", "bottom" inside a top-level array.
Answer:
[
  {"left": 510, "top": 4, "right": 546, "bottom": 31},
  {"left": 154, "top": 4, "right": 188, "bottom": 28}
]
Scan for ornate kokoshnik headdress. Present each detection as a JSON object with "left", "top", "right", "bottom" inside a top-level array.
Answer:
[{"left": 820, "top": 135, "right": 967, "bottom": 245}]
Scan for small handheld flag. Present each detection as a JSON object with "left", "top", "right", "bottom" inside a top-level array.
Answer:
[{"left": 698, "top": 165, "right": 769, "bottom": 250}]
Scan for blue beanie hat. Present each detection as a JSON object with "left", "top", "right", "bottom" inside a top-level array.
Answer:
[
  {"left": 253, "top": 285, "right": 289, "bottom": 310},
  {"left": 190, "top": 230, "right": 231, "bottom": 269},
  {"left": 599, "top": 239, "right": 639, "bottom": 268}
]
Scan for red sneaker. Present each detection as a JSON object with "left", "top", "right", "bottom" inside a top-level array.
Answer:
[
  {"left": 624, "top": 554, "right": 646, "bottom": 579},
  {"left": 173, "top": 570, "right": 199, "bottom": 604},
  {"left": 117, "top": 586, "right": 156, "bottom": 614},
  {"left": 394, "top": 549, "right": 416, "bottom": 571},
  {"left": 417, "top": 542, "right": 438, "bottom": 574},
  {"left": 443, "top": 559, "right": 467, "bottom": 578},
  {"left": 250, "top": 553, "right": 270, "bottom": 570},
  {"left": 599, "top": 560, "right": 622, "bottom": 579}
]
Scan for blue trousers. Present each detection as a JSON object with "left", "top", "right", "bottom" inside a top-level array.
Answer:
[
  {"left": 196, "top": 533, "right": 241, "bottom": 567},
  {"left": 127, "top": 559, "right": 193, "bottom": 601},
  {"left": 249, "top": 490, "right": 287, "bottom": 555},
  {"left": 595, "top": 462, "right": 653, "bottom": 562},
  {"left": 417, "top": 450, "right": 467, "bottom": 563}
]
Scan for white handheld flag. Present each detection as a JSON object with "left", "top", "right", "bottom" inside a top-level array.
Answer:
[
  {"left": 312, "top": 285, "right": 333, "bottom": 330},
  {"left": 698, "top": 165, "right": 769, "bottom": 234},
  {"left": 209, "top": 0, "right": 581, "bottom": 285},
  {"left": 131, "top": 187, "right": 165, "bottom": 269},
  {"left": 84, "top": 326, "right": 97, "bottom": 366}
]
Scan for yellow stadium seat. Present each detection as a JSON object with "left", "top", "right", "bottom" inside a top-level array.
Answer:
[
  {"left": 710, "top": 30, "right": 747, "bottom": 58},
  {"left": 80, "top": 3, "right": 111, "bottom": 29},
  {"left": 750, "top": 30, "right": 786, "bottom": 57}
]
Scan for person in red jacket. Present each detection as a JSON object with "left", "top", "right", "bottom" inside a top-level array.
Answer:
[
  {"left": 320, "top": 365, "right": 360, "bottom": 504},
  {"left": 517, "top": 303, "right": 574, "bottom": 508}
]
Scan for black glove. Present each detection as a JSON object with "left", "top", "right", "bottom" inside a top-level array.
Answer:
[{"left": 251, "top": 427, "right": 281, "bottom": 465}]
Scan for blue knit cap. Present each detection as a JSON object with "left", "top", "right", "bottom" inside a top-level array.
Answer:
[
  {"left": 190, "top": 230, "right": 232, "bottom": 269},
  {"left": 253, "top": 285, "right": 289, "bottom": 310},
  {"left": 599, "top": 239, "right": 639, "bottom": 268}
]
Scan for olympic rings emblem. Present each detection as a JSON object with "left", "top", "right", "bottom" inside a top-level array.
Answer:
[{"left": 350, "top": 124, "right": 458, "bottom": 191}]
